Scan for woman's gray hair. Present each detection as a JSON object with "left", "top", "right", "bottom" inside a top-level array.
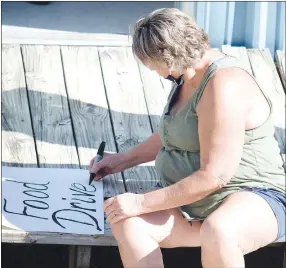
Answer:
[{"left": 132, "top": 8, "right": 210, "bottom": 72}]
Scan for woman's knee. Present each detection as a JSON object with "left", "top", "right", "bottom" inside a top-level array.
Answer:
[
  {"left": 110, "top": 216, "right": 143, "bottom": 241},
  {"left": 110, "top": 210, "right": 176, "bottom": 243},
  {"left": 200, "top": 215, "right": 236, "bottom": 248}
]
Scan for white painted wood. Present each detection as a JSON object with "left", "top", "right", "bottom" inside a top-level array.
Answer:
[
  {"left": 2, "top": 26, "right": 132, "bottom": 47},
  {"left": 276, "top": 50, "right": 285, "bottom": 89},
  {"left": 1, "top": 44, "right": 38, "bottom": 167},
  {"left": 99, "top": 47, "right": 159, "bottom": 193},
  {"left": 21, "top": 45, "right": 79, "bottom": 168},
  {"left": 61, "top": 46, "right": 125, "bottom": 196},
  {"left": 221, "top": 45, "right": 253, "bottom": 74},
  {"left": 175, "top": 2, "right": 197, "bottom": 18}
]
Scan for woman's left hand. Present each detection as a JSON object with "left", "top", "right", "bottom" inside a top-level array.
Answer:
[{"left": 104, "top": 193, "right": 145, "bottom": 224}]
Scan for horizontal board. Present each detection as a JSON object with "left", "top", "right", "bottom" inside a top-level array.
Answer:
[{"left": 2, "top": 229, "right": 117, "bottom": 246}]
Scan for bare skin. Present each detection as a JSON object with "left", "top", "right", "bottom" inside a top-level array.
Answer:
[{"left": 90, "top": 49, "right": 278, "bottom": 268}]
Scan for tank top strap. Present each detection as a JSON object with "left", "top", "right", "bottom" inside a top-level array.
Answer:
[{"left": 191, "top": 56, "right": 273, "bottom": 115}]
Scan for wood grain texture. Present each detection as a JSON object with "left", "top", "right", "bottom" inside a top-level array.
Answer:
[
  {"left": 137, "top": 62, "right": 168, "bottom": 131},
  {"left": 1, "top": 44, "right": 38, "bottom": 167},
  {"left": 76, "top": 246, "right": 91, "bottom": 268},
  {"left": 61, "top": 46, "right": 125, "bottom": 196},
  {"left": 21, "top": 45, "right": 79, "bottom": 168},
  {"left": 221, "top": 45, "right": 253, "bottom": 74},
  {"left": 2, "top": 229, "right": 117, "bottom": 246},
  {"left": 99, "top": 47, "right": 159, "bottom": 193},
  {"left": 276, "top": 50, "right": 285, "bottom": 90},
  {"left": 69, "top": 246, "right": 76, "bottom": 268},
  {"left": 247, "top": 49, "right": 285, "bottom": 155}
]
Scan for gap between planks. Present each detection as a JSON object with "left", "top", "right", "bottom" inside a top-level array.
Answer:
[{"left": 98, "top": 47, "right": 160, "bottom": 194}]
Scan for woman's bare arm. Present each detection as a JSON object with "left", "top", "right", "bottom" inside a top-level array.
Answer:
[{"left": 124, "top": 131, "right": 163, "bottom": 168}]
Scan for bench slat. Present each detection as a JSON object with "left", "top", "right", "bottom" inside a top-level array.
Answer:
[{"left": 2, "top": 228, "right": 117, "bottom": 246}]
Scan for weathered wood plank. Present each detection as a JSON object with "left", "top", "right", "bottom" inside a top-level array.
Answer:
[
  {"left": 76, "top": 246, "right": 91, "bottom": 268},
  {"left": 2, "top": 229, "right": 117, "bottom": 246},
  {"left": 69, "top": 246, "right": 77, "bottom": 268},
  {"left": 61, "top": 46, "right": 125, "bottom": 196},
  {"left": 247, "top": 49, "right": 286, "bottom": 157},
  {"left": 2, "top": 226, "right": 283, "bottom": 246},
  {"left": 1, "top": 44, "right": 38, "bottom": 167},
  {"left": 137, "top": 62, "right": 168, "bottom": 131},
  {"left": 221, "top": 45, "right": 253, "bottom": 74},
  {"left": 21, "top": 45, "right": 94, "bottom": 267},
  {"left": 276, "top": 50, "right": 285, "bottom": 90},
  {"left": 99, "top": 47, "right": 159, "bottom": 193},
  {"left": 21, "top": 45, "right": 79, "bottom": 168}
]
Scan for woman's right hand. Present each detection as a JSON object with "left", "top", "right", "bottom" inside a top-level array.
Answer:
[{"left": 89, "top": 152, "right": 128, "bottom": 181}]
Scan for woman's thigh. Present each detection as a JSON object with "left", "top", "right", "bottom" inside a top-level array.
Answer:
[
  {"left": 202, "top": 191, "right": 278, "bottom": 254},
  {"left": 111, "top": 208, "right": 202, "bottom": 248}
]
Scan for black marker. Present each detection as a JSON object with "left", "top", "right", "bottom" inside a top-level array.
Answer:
[{"left": 89, "top": 141, "right": 106, "bottom": 185}]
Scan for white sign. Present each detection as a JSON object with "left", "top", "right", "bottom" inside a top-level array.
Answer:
[{"left": 2, "top": 167, "right": 104, "bottom": 235}]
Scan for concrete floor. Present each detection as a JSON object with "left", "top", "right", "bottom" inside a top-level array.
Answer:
[{"left": 2, "top": 1, "right": 174, "bottom": 35}]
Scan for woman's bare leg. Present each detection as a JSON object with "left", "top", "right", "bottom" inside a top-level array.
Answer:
[
  {"left": 200, "top": 191, "right": 279, "bottom": 268},
  {"left": 110, "top": 208, "right": 201, "bottom": 268}
]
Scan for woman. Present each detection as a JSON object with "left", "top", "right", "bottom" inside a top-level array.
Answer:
[{"left": 89, "top": 8, "right": 285, "bottom": 268}]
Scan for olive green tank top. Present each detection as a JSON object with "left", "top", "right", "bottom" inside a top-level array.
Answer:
[{"left": 155, "top": 56, "right": 285, "bottom": 219}]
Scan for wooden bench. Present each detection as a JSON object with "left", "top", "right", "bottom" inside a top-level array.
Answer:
[{"left": 2, "top": 44, "right": 285, "bottom": 268}]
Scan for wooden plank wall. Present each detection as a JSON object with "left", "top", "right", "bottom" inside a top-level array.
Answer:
[
  {"left": 99, "top": 47, "right": 160, "bottom": 193},
  {"left": 21, "top": 45, "right": 92, "bottom": 268},
  {"left": 2, "top": 44, "right": 38, "bottom": 167},
  {"left": 21, "top": 45, "right": 79, "bottom": 169},
  {"left": 2, "top": 45, "right": 285, "bottom": 247},
  {"left": 137, "top": 62, "right": 168, "bottom": 131},
  {"left": 61, "top": 46, "right": 125, "bottom": 196}
]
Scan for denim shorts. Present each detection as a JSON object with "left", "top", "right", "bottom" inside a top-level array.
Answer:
[
  {"left": 242, "top": 187, "right": 286, "bottom": 242},
  {"left": 153, "top": 183, "right": 286, "bottom": 242}
]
